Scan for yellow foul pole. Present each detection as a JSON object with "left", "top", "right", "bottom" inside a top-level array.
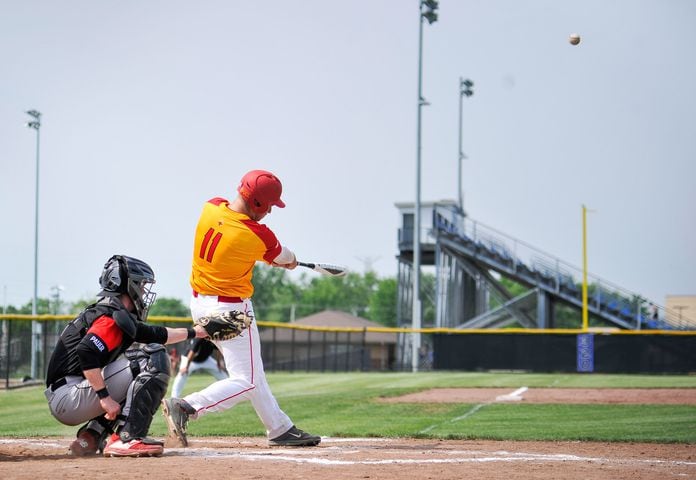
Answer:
[{"left": 581, "top": 204, "right": 589, "bottom": 331}]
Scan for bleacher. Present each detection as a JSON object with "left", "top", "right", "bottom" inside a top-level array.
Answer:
[{"left": 431, "top": 206, "right": 692, "bottom": 331}]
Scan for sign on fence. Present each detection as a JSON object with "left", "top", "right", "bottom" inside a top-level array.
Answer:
[{"left": 576, "top": 333, "right": 594, "bottom": 372}]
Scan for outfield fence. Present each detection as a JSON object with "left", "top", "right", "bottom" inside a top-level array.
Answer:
[
  {"left": 2, "top": 315, "right": 696, "bottom": 388},
  {"left": 0, "top": 315, "right": 409, "bottom": 387}
]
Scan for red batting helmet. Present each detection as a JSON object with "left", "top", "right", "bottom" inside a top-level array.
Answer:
[{"left": 237, "top": 170, "right": 286, "bottom": 213}]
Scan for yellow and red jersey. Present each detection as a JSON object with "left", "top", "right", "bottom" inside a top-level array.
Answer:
[{"left": 190, "top": 197, "right": 282, "bottom": 298}]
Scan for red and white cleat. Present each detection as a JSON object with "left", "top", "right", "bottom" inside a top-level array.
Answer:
[{"left": 102, "top": 433, "right": 164, "bottom": 457}]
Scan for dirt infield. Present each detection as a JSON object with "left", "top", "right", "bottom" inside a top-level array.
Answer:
[
  {"left": 381, "top": 387, "right": 696, "bottom": 404},
  {"left": 2, "top": 388, "right": 694, "bottom": 479},
  {"left": 1, "top": 436, "right": 695, "bottom": 480}
]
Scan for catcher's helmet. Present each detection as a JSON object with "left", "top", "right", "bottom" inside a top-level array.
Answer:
[
  {"left": 237, "top": 170, "right": 285, "bottom": 214},
  {"left": 98, "top": 255, "right": 157, "bottom": 321}
]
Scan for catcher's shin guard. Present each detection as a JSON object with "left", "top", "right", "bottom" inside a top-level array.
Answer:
[{"left": 118, "top": 344, "right": 170, "bottom": 441}]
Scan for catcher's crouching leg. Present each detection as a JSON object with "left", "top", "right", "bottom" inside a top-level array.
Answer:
[{"left": 103, "top": 344, "right": 169, "bottom": 457}]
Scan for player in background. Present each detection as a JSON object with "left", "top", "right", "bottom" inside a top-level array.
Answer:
[
  {"left": 171, "top": 338, "right": 227, "bottom": 398},
  {"left": 162, "top": 169, "right": 320, "bottom": 447},
  {"left": 45, "top": 255, "right": 208, "bottom": 457}
]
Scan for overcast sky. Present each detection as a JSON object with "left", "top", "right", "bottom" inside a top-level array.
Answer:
[{"left": 1, "top": 0, "right": 694, "bottom": 310}]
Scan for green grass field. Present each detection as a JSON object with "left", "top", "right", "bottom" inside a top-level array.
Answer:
[{"left": 1, "top": 372, "right": 695, "bottom": 443}]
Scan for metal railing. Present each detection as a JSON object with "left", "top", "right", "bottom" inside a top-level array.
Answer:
[{"left": 432, "top": 205, "right": 696, "bottom": 330}]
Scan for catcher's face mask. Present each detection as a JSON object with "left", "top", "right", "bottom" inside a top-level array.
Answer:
[{"left": 98, "top": 255, "right": 157, "bottom": 322}]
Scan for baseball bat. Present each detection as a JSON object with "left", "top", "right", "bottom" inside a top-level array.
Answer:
[{"left": 297, "top": 261, "right": 347, "bottom": 277}]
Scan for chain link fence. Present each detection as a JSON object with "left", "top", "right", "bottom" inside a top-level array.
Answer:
[
  {"left": 0, "top": 315, "right": 419, "bottom": 388},
  {"left": 4, "top": 314, "right": 693, "bottom": 386}
]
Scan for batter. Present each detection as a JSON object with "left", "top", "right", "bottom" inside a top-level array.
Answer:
[{"left": 162, "top": 169, "right": 320, "bottom": 447}]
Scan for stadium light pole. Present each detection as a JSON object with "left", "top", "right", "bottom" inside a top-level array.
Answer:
[
  {"left": 457, "top": 78, "right": 474, "bottom": 213},
  {"left": 50, "top": 285, "right": 65, "bottom": 315},
  {"left": 413, "top": 0, "right": 438, "bottom": 372},
  {"left": 25, "top": 109, "right": 42, "bottom": 379}
]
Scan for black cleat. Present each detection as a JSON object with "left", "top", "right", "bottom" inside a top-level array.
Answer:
[
  {"left": 161, "top": 397, "right": 195, "bottom": 447},
  {"left": 269, "top": 426, "right": 321, "bottom": 447}
]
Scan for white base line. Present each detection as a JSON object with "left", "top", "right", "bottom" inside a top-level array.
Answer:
[
  {"left": 509, "top": 386, "right": 528, "bottom": 397},
  {"left": 496, "top": 386, "right": 528, "bottom": 402},
  {"left": 169, "top": 449, "right": 696, "bottom": 467}
]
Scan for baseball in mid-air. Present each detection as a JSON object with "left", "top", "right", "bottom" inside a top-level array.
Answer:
[{"left": 569, "top": 33, "right": 581, "bottom": 45}]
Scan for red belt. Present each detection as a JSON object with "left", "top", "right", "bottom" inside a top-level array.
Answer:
[{"left": 192, "top": 290, "right": 243, "bottom": 303}]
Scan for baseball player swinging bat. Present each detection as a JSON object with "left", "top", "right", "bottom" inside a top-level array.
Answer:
[{"left": 297, "top": 261, "right": 347, "bottom": 277}]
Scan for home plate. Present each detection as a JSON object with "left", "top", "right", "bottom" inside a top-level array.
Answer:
[{"left": 496, "top": 386, "right": 528, "bottom": 402}]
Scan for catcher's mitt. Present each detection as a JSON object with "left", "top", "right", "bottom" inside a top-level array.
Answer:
[{"left": 195, "top": 310, "right": 253, "bottom": 341}]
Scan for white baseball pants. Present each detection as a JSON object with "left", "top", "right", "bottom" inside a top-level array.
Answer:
[
  {"left": 171, "top": 355, "right": 227, "bottom": 399},
  {"left": 183, "top": 294, "right": 293, "bottom": 439}
]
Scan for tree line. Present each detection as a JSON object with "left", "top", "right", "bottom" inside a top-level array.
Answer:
[
  {"left": 3, "top": 265, "right": 435, "bottom": 328},
  {"left": 6, "top": 266, "right": 619, "bottom": 330}
]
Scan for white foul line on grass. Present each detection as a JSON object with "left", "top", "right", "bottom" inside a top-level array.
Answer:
[{"left": 419, "top": 386, "right": 528, "bottom": 434}]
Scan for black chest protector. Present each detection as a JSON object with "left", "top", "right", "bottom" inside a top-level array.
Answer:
[{"left": 56, "top": 298, "right": 139, "bottom": 373}]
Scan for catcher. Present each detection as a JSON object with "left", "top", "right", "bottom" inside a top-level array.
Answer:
[{"left": 45, "top": 255, "right": 210, "bottom": 457}]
